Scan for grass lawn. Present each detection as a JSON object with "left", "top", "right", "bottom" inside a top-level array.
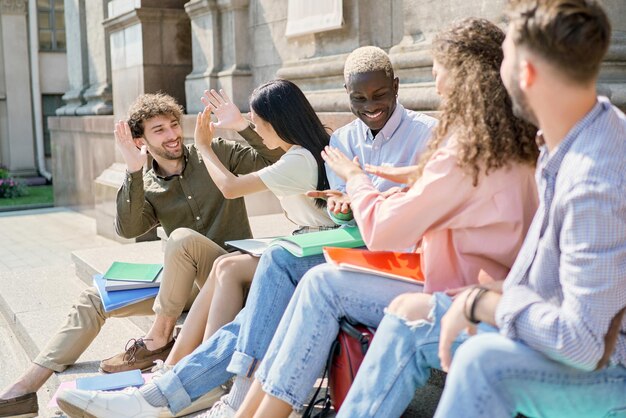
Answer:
[{"left": 0, "top": 185, "right": 53, "bottom": 208}]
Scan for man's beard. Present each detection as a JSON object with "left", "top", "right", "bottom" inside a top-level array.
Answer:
[
  {"left": 147, "top": 138, "right": 184, "bottom": 160},
  {"left": 508, "top": 71, "right": 539, "bottom": 127}
]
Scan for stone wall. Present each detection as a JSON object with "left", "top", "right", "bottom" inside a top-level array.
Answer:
[
  {"left": 49, "top": 115, "right": 115, "bottom": 209},
  {"left": 49, "top": 0, "right": 626, "bottom": 237}
]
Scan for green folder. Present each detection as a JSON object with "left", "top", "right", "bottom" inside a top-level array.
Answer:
[
  {"left": 227, "top": 226, "right": 365, "bottom": 257},
  {"left": 103, "top": 262, "right": 164, "bottom": 282}
]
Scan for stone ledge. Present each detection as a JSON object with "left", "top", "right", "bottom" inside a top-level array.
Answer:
[{"left": 71, "top": 240, "right": 164, "bottom": 286}]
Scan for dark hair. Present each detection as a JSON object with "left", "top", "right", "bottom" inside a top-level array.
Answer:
[
  {"left": 416, "top": 18, "right": 539, "bottom": 185},
  {"left": 250, "top": 79, "right": 330, "bottom": 207},
  {"left": 506, "top": 0, "right": 611, "bottom": 84},
  {"left": 127, "top": 93, "right": 183, "bottom": 138}
]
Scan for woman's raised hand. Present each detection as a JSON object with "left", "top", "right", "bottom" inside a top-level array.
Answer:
[
  {"left": 364, "top": 164, "right": 420, "bottom": 186},
  {"left": 114, "top": 120, "right": 146, "bottom": 173},
  {"left": 201, "top": 89, "right": 249, "bottom": 132}
]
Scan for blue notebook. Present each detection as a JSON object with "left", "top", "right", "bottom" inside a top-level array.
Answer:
[
  {"left": 93, "top": 274, "right": 159, "bottom": 312},
  {"left": 76, "top": 369, "right": 144, "bottom": 391}
]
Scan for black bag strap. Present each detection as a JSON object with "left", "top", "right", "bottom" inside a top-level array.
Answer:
[
  {"left": 302, "top": 339, "right": 339, "bottom": 418},
  {"left": 339, "top": 318, "right": 372, "bottom": 355}
]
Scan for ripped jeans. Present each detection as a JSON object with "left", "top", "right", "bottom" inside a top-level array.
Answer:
[
  {"left": 337, "top": 293, "right": 477, "bottom": 418},
  {"left": 255, "top": 263, "right": 423, "bottom": 411}
]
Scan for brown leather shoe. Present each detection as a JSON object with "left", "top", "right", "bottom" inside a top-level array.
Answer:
[
  {"left": 100, "top": 337, "right": 175, "bottom": 373},
  {"left": 0, "top": 392, "right": 38, "bottom": 418}
]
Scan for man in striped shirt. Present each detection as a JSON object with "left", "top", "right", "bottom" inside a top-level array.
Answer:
[{"left": 435, "top": 0, "right": 626, "bottom": 416}]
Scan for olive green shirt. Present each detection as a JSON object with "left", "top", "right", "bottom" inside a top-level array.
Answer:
[{"left": 115, "top": 127, "right": 283, "bottom": 248}]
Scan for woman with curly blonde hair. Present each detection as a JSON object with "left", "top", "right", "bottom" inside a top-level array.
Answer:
[{"left": 233, "top": 17, "right": 540, "bottom": 418}]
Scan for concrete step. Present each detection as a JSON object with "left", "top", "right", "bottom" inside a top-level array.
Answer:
[{"left": 0, "top": 264, "right": 149, "bottom": 417}]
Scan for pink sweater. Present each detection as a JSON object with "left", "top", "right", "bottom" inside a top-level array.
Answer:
[{"left": 346, "top": 141, "right": 538, "bottom": 293}]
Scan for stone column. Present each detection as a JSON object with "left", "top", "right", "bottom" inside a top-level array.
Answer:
[
  {"left": 56, "top": 0, "right": 89, "bottom": 115},
  {"left": 215, "top": 0, "right": 252, "bottom": 111},
  {"left": 0, "top": 0, "right": 37, "bottom": 175},
  {"left": 77, "top": 0, "right": 113, "bottom": 115},
  {"left": 104, "top": 0, "right": 192, "bottom": 121},
  {"left": 184, "top": 0, "right": 220, "bottom": 114}
]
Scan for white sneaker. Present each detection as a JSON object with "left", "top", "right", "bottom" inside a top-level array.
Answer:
[
  {"left": 196, "top": 395, "right": 236, "bottom": 418},
  {"left": 150, "top": 360, "right": 173, "bottom": 380},
  {"left": 158, "top": 386, "right": 226, "bottom": 418},
  {"left": 57, "top": 387, "right": 165, "bottom": 418}
]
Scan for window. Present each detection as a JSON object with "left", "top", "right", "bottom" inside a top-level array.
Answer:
[
  {"left": 41, "top": 95, "right": 64, "bottom": 157},
  {"left": 37, "top": 0, "right": 65, "bottom": 51}
]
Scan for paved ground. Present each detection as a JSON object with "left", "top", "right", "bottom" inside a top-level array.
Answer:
[{"left": 0, "top": 208, "right": 144, "bottom": 417}]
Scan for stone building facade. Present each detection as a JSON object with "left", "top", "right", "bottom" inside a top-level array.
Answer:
[
  {"left": 45, "top": 0, "right": 626, "bottom": 239},
  {"left": 0, "top": 0, "right": 68, "bottom": 178}
]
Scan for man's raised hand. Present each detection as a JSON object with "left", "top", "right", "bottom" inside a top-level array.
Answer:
[
  {"left": 201, "top": 89, "right": 249, "bottom": 132},
  {"left": 194, "top": 106, "right": 215, "bottom": 156},
  {"left": 114, "top": 120, "right": 146, "bottom": 173}
]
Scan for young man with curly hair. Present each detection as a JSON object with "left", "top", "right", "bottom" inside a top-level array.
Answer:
[{"left": 0, "top": 93, "right": 282, "bottom": 418}]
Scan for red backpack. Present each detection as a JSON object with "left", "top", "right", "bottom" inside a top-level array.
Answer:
[{"left": 302, "top": 319, "right": 375, "bottom": 417}]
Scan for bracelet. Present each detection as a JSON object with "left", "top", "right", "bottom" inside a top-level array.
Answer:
[
  {"left": 469, "top": 287, "right": 489, "bottom": 324},
  {"left": 463, "top": 287, "right": 481, "bottom": 324}
]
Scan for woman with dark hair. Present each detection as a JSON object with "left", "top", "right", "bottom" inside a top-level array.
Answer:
[
  {"left": 234, "top": 18, "right": 540, "bottom": 418},
  {"left": 161, "top": 80, "right": 336, "bottom": 369}
]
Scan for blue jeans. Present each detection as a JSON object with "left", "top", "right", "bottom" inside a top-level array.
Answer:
[
  {"left": 435, "top": 333, "right": 626, "bottom": 418},
  {"left": 256, "top": 263, "right": 423, "bottom": 411},
  {"left": 337, "top": 292, "right": 469, "bottom": 418},
  {"left": 153, "top": 247, "right": 326, "bottom": 414}
]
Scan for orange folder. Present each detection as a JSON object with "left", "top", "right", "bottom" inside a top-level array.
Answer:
[{"left": 323, "top": 247, "right": 424, "bottom": 285}]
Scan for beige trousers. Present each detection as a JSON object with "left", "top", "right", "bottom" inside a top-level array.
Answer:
[{"left": 34, "top": 228, "right": 226, "bottom": 372}]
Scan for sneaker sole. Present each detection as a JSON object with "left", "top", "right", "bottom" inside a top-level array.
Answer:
[
  {"left": 57, "top": 398, "right": 98, "bottom": 418},
  {"left": 98, "top": 364, "right": 155, "bottom": 374},
  {"left": 157, "top": 387, "right": 225, "bottom": 418}
]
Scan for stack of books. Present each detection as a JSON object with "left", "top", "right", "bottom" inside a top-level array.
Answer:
[{"left": 93, "top": 262, "right": 163, "bottom": 312}]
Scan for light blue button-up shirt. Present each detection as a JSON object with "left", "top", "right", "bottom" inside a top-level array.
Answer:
[
  {"left": 327, "top": 103, "right": 437, "bottom": 193},
  {"left": 496, "top": 97, "right": 626, "bottom": 371}
]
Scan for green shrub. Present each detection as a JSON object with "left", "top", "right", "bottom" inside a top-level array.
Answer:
[{"left": 0, "top": 166, "right": 28, "bottom": 198}]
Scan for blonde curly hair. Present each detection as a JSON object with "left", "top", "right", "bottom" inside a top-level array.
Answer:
[
  {"left": 416, "top": 18, "right": 539, "bottom": 185},
  {"left": 343, "top": 46, "right": 394, "bottom": 81}
]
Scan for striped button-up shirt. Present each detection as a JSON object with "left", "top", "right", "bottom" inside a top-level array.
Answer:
[{"left": 496, "top": 97, "right": 626, "bottom": 371}]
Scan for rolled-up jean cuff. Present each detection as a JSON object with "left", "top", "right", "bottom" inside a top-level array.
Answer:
[
  {"left": 153, "top": 370, "right": 193, "bottom": 414},
  {"left": 227, "top": 351, "right": 259, "bottom": 378},
  {"left": 32, "top": 356, "right": 66, "bottom": 373},
  {"left": 257, "top": 374, "right": 305, "bottom": 412}
]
